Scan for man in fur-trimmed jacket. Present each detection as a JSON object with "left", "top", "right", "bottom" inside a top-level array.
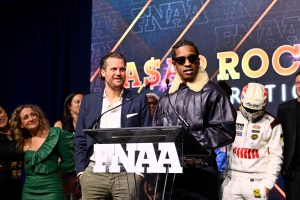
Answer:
[
  {"left": 222, "top": 83, "right": 283, "bottom": 200},
  {"left": 144, "top": 39, "right": 237, "bottom": 200}
]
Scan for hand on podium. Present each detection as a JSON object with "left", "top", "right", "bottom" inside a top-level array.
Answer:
[{"left": 144, "top": 180, "right": 160, "bottom": 200}]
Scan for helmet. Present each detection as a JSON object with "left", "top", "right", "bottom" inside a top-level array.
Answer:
[{"left": 239, "top": 83, "right": 268, "bottom": 123}]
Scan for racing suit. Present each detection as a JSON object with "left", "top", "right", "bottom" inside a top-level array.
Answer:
[{"left": 222, "top": 111, "right": 283, "bottom": 199}]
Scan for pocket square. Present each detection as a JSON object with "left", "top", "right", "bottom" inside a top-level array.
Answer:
[{"left": 126, "top": 113, "right": 138, "bottom": 118}]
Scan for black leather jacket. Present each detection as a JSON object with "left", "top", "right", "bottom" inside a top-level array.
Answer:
[{"left": 153, "top": 81, "right": 236, "bottom": 149}]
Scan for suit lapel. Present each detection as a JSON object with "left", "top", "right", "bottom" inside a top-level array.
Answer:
[
  {"left": 286, "top": 99, "right": 298, "bottom": 169},
  {"left": 96, "top": 91, "right": 104, "bottom": 117},
  {"left": 292, "top": 99, "right": 297, "bottom": 131},
  {"left": 121, "top": 89, "right": 134, "bottom": 127},
  {"left": 87, "top": 91, "right": 104, "bottom": 147},
  {"left": 291, "top": 99, "right": 298, "bottom": 141}
]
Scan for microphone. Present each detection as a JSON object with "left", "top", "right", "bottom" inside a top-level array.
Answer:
[
  {"left": 165, "top": 79, "right": 210, "bottom": 156},
  {"left": 165, "top": 79, "right": 190, "bottom": 131},
  {"left": 88, "top": 83, "right": 151, "bottom": 129}
]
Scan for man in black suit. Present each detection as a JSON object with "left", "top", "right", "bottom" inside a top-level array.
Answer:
[
  {"left": 277, "top": 71, "right": 300, "bottom": 200},
  {"left": 74, "top": 52, "right": 152, "bottom": 199}
]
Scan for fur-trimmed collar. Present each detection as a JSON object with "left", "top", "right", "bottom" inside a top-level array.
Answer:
[{"left": 169, "top": 67, "right": 209, "bottom": 93}]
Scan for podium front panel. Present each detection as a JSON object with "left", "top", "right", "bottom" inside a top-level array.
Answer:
[{"left": 84, "top": 126, "right": 210, "bottom": 157}]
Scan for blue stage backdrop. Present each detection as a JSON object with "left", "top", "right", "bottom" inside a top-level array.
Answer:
[
  {"left": 91, "top": 1, "right": 300, "bottom": 198},
  {"left": 90, "top": 0, "right": 300, "bottom": 121}
]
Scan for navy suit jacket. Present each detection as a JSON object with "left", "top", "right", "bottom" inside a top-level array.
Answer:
[
  {"left": 74, "top": 88, "right": 152, "bottom": 174},
  {"left": 277, "top": 99, "right": 298, "bottom": 172}
]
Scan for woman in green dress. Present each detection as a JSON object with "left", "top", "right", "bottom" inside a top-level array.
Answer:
[{"left": 10, "top": 104, "right": 75, "bottom": 200}]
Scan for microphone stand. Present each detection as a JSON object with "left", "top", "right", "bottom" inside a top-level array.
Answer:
[
  {"left": 165, "top": 79, "right": 190, "bottom": 132},
  {"left": 163, "top": 79, "right": 210, "bottom": 199},
  {"left": 88, "top": 83, "right": 151, "bottom": 129},
  {"left": 154, "top": 79, "right": 191, "bottom": 200}
]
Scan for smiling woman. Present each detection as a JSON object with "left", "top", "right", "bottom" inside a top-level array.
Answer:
[{"left": 9, "top": 104, "right": 75, "bottom": 200}]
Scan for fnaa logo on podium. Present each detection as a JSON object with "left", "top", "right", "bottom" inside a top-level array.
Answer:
[{"left": 93, "top": 142, "right": 183, "bottom": 173}]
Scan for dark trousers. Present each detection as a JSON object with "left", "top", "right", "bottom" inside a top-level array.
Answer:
[{"left": 285, "top": 171, "right": 300, "bottom": 200}]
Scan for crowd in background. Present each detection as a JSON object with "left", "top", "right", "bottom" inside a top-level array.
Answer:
[{"left": 1, "top": 40, "right": 300, "bottom": 200}]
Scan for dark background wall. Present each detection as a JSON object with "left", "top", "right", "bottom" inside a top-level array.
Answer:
[{"left": 0, "top": 0, "right": 92, "bottom": 125}]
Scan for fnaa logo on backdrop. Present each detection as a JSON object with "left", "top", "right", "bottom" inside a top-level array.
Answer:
[{"left": 91, "top": 0, "right": 300, "bottom": 117}]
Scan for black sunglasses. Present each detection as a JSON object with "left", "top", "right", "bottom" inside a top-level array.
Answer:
[
  {"left": 148, "top": 102, "right": 157, "bottom": 106},
  {"left": 174, "top": 55, "right": 199, "bottom": 66}
]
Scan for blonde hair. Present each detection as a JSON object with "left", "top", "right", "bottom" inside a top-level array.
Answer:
[{"left": 9, "top": 104, "right": 50, "bottom": 152}]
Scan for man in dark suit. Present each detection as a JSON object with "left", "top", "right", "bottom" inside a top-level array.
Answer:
[
  {"left": 74, "top": 52, "right": 152, "bottom": 199},
  {"left": 277, "top": 71, "right": 300, "bottom": 200}
]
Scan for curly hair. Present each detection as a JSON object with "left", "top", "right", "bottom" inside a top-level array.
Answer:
[{"left": 9, "top": 104, "right": 50, "bottom": 152}]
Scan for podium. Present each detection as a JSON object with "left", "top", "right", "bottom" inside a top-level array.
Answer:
[
  {"left": 84, "top": 126, "right": 184, "bottom": 144},
  {"left": 84, "top": 126, "right": 213, "bottom": 200},
  {"left": 84, "top": 126, "right": 210, "bottom": 155},
  {"left": 84, "top": 126, "right": 211, "bottom": 171}
]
